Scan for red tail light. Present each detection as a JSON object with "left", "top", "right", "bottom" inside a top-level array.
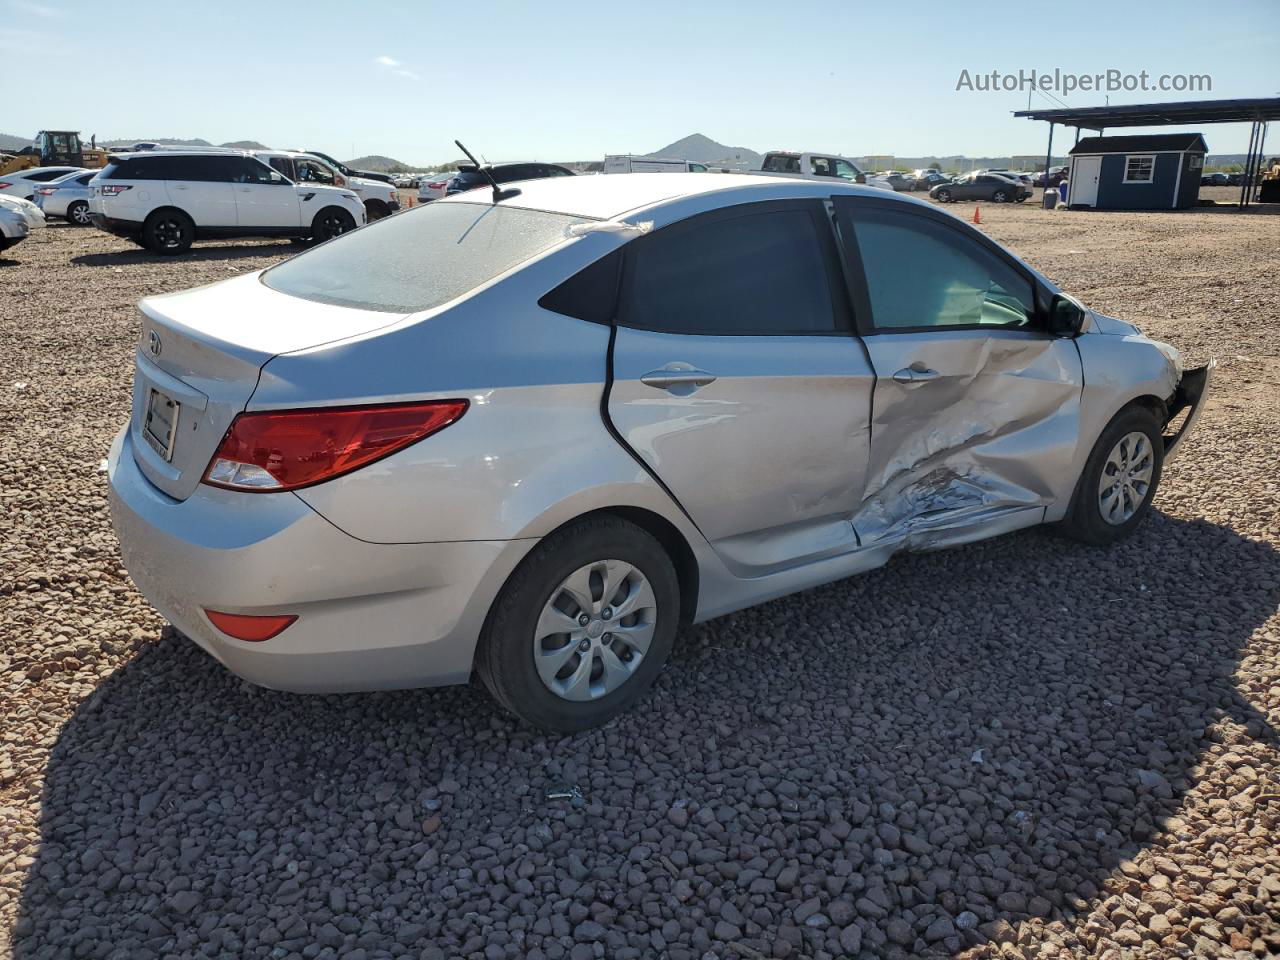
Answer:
[
  {"left": 203, "top": 400, "right": 468, "bottom": 492},
  {"left": 0, "top": 182, "right": 11, "bottom": 190},
  {"left": 427, "top": 180, "right": 447, "bottom": 189},
  {"left": 100, "top": 184, "right": 132, "bottom": 196},
  {"left": 205, "top": 610, "right": 297, "bottom": 642},
  {"left": 36, "top": 187, "right": 57, "bottom": 195}
]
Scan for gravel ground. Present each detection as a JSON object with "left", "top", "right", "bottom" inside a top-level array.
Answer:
[{"left": 1, "top": 195, "right": 1278, "bottom": 959}]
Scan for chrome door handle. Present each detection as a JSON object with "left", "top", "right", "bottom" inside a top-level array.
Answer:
[
  {"left": 892, "top": 366, "right": 941, "bottom": 384},
  {"left": 640, "top": 369, "right": 717, "bottom": 389}
]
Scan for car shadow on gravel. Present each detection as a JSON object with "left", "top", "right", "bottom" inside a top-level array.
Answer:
[
  {"left": 12, "top": 513, "right": 1280, "bottom": 959},
  {"left": 71, "top": 243, "right": 298, "bottom": 267}
]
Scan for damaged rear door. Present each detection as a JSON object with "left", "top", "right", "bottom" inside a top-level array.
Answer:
[{"left": 833, "top": 196, "right": 1084, "bottom": 546}]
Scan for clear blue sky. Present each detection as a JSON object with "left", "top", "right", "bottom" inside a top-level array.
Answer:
[{"left": 3, "top": 0, "right": 1276, "bottom": 164}]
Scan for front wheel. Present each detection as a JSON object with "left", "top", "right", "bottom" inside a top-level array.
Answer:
[
  {"left": 67, "top": 200, "right": 92, "bottom": 226},
  {"left": 476, "top": 515, "right": 680, "bottom": 732},
  {"left": 310, "top": 207, "right": 356, "bottom": 243},
  {"left": 935, "top": 189, "right": 952, "bottom": 203},
  {"left": 1058, "top": 406, "right": 1164, "bottom": 546},
  {"left": 992, "top": 189, "right": 1009, "bottom": 203}
]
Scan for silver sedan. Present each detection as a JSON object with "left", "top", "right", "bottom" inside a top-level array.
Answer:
[
  {"left": 33, "top": 169, "right": 98, "bottom": 225},
  {"left": 107, "top": 173, "right": 1212, "bottom": 731}
]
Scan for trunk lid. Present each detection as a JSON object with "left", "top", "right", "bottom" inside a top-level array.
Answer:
[{"left": 130, "top": 272, "right": 409, "bottom": 500}]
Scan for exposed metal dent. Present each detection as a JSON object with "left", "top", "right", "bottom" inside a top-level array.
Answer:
[{"left": 855, "top": 330, "right": 1083, "bottom": 550}]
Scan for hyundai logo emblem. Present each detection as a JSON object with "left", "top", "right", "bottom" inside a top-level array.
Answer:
[{"left": 147, "top": 330, "right": 162, "bottom": 357}]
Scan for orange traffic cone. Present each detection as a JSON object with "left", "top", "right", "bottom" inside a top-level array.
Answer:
[{"left": 972, "top": 206, "right": 981, "bottom": 225}]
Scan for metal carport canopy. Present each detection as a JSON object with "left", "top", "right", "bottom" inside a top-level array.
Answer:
[
  {"left": 1014, "top": 97, "right": 1280, "bottom": 207},
  {"left": 1013, "top": 97, "right": 1280, "bottom": 130}
]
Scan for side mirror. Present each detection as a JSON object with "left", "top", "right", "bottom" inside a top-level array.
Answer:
[
  {"left": 1048, "top": 294, "right": 1087, "bottom": 337},
  {"left": 334, "top": 174, "right": 347, "bottom": 187}
]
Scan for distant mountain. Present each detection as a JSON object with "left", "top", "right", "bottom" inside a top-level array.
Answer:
[
  {"left": 346, "top": 154, "right": 415, "bottom": 173},
  {"left": 0, "top": 132, "right": 33, "bottom": 152},
  {"left": 645, "top": 134, "right": 763, "bottom": 170},
  {"left": 220, "top": 140, "right": 271, "bottom": 150},
  {"left": 100, "top": 137, "right": 215, "bottom": 148}
]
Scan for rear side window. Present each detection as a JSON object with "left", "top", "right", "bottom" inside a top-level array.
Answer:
[
  {"left": 848, "top": 205, "right": 1034, "bottom": 330},
  {"left": 539, "top": 251, "right": 622, "bottom": 325},
  {"left": 76, "top": 174, "right": 95, "bottom": 185},
  {"left": 621, "top": 205, "right": 838, "bottom": 335},
  {"left": 262, "top": 202, "right": 588, "bottom": 313}
]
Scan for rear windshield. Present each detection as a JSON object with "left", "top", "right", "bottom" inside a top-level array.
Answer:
[{"left": 261, "top": 201, "right": 590, "bottom": 313}]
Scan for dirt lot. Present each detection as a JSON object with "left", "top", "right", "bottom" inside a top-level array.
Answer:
[{"left": 1, "top": 194, "right": 1278, "bottom": 960}]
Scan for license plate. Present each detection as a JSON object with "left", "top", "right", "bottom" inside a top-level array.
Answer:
[{"left": 143, "top": 388, "right": 180, "bottom": 461}]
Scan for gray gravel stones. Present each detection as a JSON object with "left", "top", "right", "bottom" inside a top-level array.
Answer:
[{"left": 2, "top": 209, "right": 1280, "bottom": 959}]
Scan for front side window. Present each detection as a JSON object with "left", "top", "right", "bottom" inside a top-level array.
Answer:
[
  {"left": 833, "top": 159, "right": 861, "bottom": 181},
  {"left": 622, "top": 205, "right": 837, "bottom": 335},
  {"left": 849, "top": 205, "right": 1035, "bottom": 331},
  {"left": 295, "top": 160, "right": 335, "bottom": 185},
  {"left": 263, "top": 202, "right": 587, "bottom": 313},
  {"left": 1124, "top": 155, "right": 1155, "bottom": 183},
  {"left": 266, "top": 157, "right": 294, "bottom": 179}
]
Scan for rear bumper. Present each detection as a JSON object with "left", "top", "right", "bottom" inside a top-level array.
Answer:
[
  {"left": 90, "top": 212, "right": 142, "bottom": 238},
  {"left": 107, "top": 427, "right": 536, "bottom": 693}
]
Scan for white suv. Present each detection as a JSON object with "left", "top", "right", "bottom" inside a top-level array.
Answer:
[
  {"left": 252, "top": 150, "right": 400, "bottom": 221},
  {"left": 88, "top": 150, "right": 366, "bottom": 255}
]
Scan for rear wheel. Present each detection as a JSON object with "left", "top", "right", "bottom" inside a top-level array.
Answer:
[
  {"left": 311, "top": 207, "right": 356, "bottom": 243},
  {"left": 1058, "top": 406, "right": 1164, "bottom": 546},
  {"left": 67, "top": 200, "right": 92, "bottom": 226},
  {"left": 992, "top": 189, "right": 1009, "bottom": 203},
  {"left": 142, "top": 210, "right": 194, "bottom": 255},
  {"left": 476, "top": 515, "right": 680, "bottom": 732}
]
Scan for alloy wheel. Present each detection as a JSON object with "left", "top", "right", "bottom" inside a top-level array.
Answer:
[
  {"left": 1098, "top": 431, "right": 1154, "bottom": 525},
  {"left": 70, "top": 203, "right": 91, "bottom": 225},
  {"left": 533, "top": 559, "right": 657, "bottom": 702},
  {"left": 155, "top": 218, "right": 184, "bottom": 249}
]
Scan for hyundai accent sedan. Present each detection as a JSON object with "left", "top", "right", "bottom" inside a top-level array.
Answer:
[{"left": 107, "top": 173, "right": 1212, "bottom": 731}]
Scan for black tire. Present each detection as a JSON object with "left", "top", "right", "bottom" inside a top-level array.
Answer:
[
  {"left": 992, "top": 189, "right": 1009, "bottom": 203},
  {"left": 67, "top": 200, "right": 92, "bottom": 226},
  {"left": 311, "top": 207, "right": 356, "bottom": 243},
  {"left": 142, "top": 209, "right": 194, "bottom": 255},
  {"left": 935, "top": 189, "right": 952, "bottom": 203},
  {"left": 476, "top": 515, "right": 680, "bottom": 732},
  {"left": 1058, "top": 405, "right": 1164, "bottom": 546},
  {"left": 364, "top": 199, "right": 389, "bottom": 221}
]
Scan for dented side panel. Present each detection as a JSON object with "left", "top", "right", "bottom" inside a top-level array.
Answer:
[{"left": 854, "top": 329, "right": 1084, "bottom": 546}]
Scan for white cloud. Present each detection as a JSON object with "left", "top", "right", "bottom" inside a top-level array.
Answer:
[{"left": 374, "top": 54, "right": 419, "bottom": 81}]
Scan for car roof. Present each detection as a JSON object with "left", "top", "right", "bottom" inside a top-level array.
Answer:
[
  {"left": 17, "top": 166, "right": 84, "bottom": 176},
  {"left": 108, "top": 149, "right": 250, "bottom": 160},
  {"left": 437, "top": 172, "right": 927, "bottom": 223}
]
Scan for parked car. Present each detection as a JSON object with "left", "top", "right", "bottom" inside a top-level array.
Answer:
[
  {"left": 1200, "top": 172, "right": 1229, "bottom": 186},
  {"left": 32, "top": 169, "right": 98, "bottom": 225},
  {"left": 254, "top": 150, "right": 400, "bottom": 221},
  {"left": 756, "top": 152, "right": 893, "bottom": 190},
  {"left": 912, "top": 172, "right": 951, "bottom": 191},
  {"left": 302, "top": 150, "right": 395, "bottom": 185},
  {"left": 88, "top": 150, "right": 366, "bottom": 255},
  {"left": 0, "top": 165, "right": 86, "bottom": 200},
  {"left": 604, "top": 156, "right": 709, "bottom": 174},
  {"left": 978, "top": 169, "right": 1036, "bottom": 194},
  {"left": 931, "top": 173, "right": 1030, "bottom": 203},
  {"left": 417, "top": 173, "right": 457, "bottom": 204},
  {"left": 0, "top": 194, "right": 48, "bottom": 230},
  {"left": 1033, "top": 166, "right": 1068, "bottom": 188},
  {"left": 881, "top": 172, "right": 915, "bottom": 191},
  {"left": 0, "top": 195, "right": 44, "bottom": 252},
  {"left": 420, "top": 162, "right": 576, "bottom": 203},
  {"left": 106, "top": 174, "right": 1211, "bottom": 731}
]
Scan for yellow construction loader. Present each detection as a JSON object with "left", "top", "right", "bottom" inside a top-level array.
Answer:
[{"left": 0, "top": 131, "right": 110, "bottom": 176}]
